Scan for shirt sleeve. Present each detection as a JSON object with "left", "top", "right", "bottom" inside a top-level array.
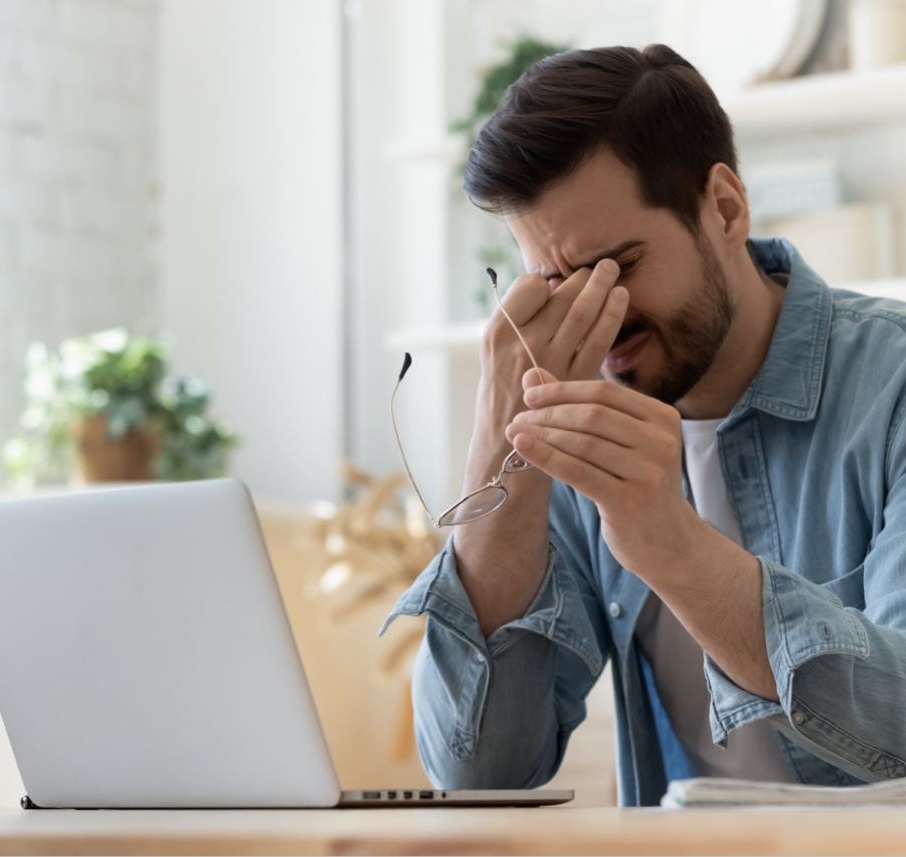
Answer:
[
  {"left": 379, "top": 527, "right": 607, "bottom": 789},
  {"left": 704, "top": 416, "right": 906, "bottom": 782}
]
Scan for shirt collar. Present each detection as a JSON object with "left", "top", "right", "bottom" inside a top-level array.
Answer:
[{"left": 730, "top": 237, "right": 833, "bottom": 422}]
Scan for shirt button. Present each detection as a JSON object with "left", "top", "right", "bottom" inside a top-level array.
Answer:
[
  {"left": 608, "top": 602, "right": 623, "bottom": 619},
  {"left": 791, "top": 709, "right": 806, "bottom": 726}
]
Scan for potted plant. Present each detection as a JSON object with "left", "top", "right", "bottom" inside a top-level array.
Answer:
[
  {"left": 1, "top": 328, "right": 238, "bottom": 488},
  {"left": 452, "top": 35, "right": 569, "bottom": 153}
]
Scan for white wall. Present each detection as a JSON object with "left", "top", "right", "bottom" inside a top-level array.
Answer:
[
  {"left": 345, "top": 0, "right": 454, "bottom": 514},
  {"left": 158, "top": 0, "right": 342, "bottom": 504},
  {"left": 0, "top": 0, "right": 159, "bottom": 452}
]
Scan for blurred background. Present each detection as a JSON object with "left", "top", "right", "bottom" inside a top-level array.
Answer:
[
  {"left": 2, "top": 0, "right": 906, "bottom": 505},
  {"left": 2, "top": 0, "right": 906, "bottom": 807}
]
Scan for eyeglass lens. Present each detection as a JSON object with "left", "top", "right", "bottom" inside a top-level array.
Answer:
[{"left": 437, "top": 485, "right": 508, "bottom": 527}]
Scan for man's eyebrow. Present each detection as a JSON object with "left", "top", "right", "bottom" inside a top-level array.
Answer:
[{"left": 540, "top": 240, "right": 647, "bottom": 281}]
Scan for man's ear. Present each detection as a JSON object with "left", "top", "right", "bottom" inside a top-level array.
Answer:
[{"left": 703, "top": 163, "right": 749, "bottom": 251}]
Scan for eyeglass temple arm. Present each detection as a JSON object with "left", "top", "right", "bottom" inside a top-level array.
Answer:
[
  {"left": 390, "top": 353, "right": 438, "bottom": 526},
  {"left": 486, "top": 268, "right": 545, "bottom": 387}
]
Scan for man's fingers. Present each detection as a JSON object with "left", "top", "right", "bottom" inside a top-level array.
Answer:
[
  {"left": 495, "top": 273, "right": 552, "bottom": 326},
  {"left": 571, "top": 284, "right": 629, "bottom": 377},
  {"left": 511, "top": 430, "right": 624, "bottom": 497},
  {"left": 521, "top": 367, "right": 558, "bottom": 391},
  {"left": 552, "top": 259, "right": 622, "bottom": 359},
  {"left": 526, "top": 267, "right": 593, "bottom": 333},
  {"left": 488, "top": 262, "right": 625, "bottom": 380},
  {"left": 524, "top": 379, "right": 658, "bottom": 423},
  {"left": 508, "top": 423, "right": 637, "bottom": 481},
  {"left": 510, "top": 402, "right": 639, "bottom": 449}
]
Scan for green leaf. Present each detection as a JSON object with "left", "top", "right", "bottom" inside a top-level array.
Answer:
[
  {"left": 1, "top": 328, "right": 239, "bottom": 486},
  {"left": 451, "top": 35, "right": 569, "bottom": 157}
]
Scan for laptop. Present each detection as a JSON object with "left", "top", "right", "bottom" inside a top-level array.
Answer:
[{"left": 0, "top": 478, "right": 572, "bottom": 809}]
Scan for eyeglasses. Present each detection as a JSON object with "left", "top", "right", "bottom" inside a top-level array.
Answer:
[{"left": 390, "top": 268, "right": 545, "bottom": 527}]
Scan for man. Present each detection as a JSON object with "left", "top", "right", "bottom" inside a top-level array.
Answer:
[{"left": 381, "top": 44, "right": 906, "bottom": 806}]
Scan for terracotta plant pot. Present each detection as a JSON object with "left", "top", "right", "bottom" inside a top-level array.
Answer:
[{"left": 73, "top": 415, "right": 158, "bottom": 483}]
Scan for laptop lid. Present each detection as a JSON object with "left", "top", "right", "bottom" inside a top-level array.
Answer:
[{"left": 0, "top": 478, "right": 341, "bottom": 808}]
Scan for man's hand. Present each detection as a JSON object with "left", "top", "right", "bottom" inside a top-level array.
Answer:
[
  {"left": 505, "top": 379, "right": 703, "bottom": 574},
  {"left": 452, "top": 259, "right": 629, "bottom": 637},
  {"left": 475, "top": 259, "right": 629, "bottom": 447},
  {"left": 506, "top": 377, "right": 778, "bottom": 701}
]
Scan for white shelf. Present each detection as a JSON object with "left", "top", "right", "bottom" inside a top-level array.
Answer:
[
  {"left": 728, "top": 64, "right": 906, "bottom": 140},
  {"left": 385, "top": 65, "right": 906, "bottom": 164},
  {"left": 385, "top": 319, "right": 486, "bottom": 354},
  {"left": 382, "top": 134, "right": 465, "bottom": 163},
  {"left": 386, "top": 278, "right": 906, "bottom": 354}
]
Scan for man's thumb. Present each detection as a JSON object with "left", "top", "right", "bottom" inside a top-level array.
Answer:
[{"left": 522, "top": 366, "right": 557, "bottom": 390}]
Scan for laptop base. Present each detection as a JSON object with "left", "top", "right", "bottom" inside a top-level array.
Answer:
[{"left": 22, "top": 789, "right": 574, "bottom": 810}]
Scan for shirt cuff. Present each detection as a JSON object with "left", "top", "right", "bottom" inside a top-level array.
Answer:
[
  {"left": 379, "top": 537, "right": 603, "bottom": 676},
  {"left": 705, "top": 557, "right": 870, "bottom": 745},
  {"left": 379, "top": 536, "right": 486, "bottom": 650},
  {"left": 379, "top": 538, "right": 603, "bottom": 762}
]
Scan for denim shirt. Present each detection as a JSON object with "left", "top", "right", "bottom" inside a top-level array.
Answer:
[{"left": 381, "top": 238, "right": 906, "bottom": 806}]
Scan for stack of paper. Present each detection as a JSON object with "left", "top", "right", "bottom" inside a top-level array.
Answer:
[{"left": 662, "top": 776, "right": 906, "bottom": 808}]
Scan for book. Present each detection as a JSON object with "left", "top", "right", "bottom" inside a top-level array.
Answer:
[{"left": 661, "top": 776, "right": 906, "bottom": 808}]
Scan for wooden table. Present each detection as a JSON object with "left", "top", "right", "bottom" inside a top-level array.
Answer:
[{"left": 1, "top": 805, "right": 905, "bottom": 856}]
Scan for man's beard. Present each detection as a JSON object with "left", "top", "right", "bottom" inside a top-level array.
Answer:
[{"left": 611, "top": 234, "right": 736, "bottom": 405}]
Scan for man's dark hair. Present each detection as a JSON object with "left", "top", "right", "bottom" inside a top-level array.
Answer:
[{"left": 463, "top": 44, "right": 738, "bottom": 234}]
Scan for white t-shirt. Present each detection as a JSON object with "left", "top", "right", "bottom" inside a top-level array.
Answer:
[{"left": 634, "top": 417, "right": 793, "bottom": 781}]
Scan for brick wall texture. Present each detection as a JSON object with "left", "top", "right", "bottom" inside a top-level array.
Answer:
[{"left": 0, "top": 0, "right": 159, "bottom": 448}]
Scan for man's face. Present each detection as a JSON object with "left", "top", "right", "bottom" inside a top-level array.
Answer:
[{"left": 506, "top": 149, "right": 738, "bottom": 406}]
